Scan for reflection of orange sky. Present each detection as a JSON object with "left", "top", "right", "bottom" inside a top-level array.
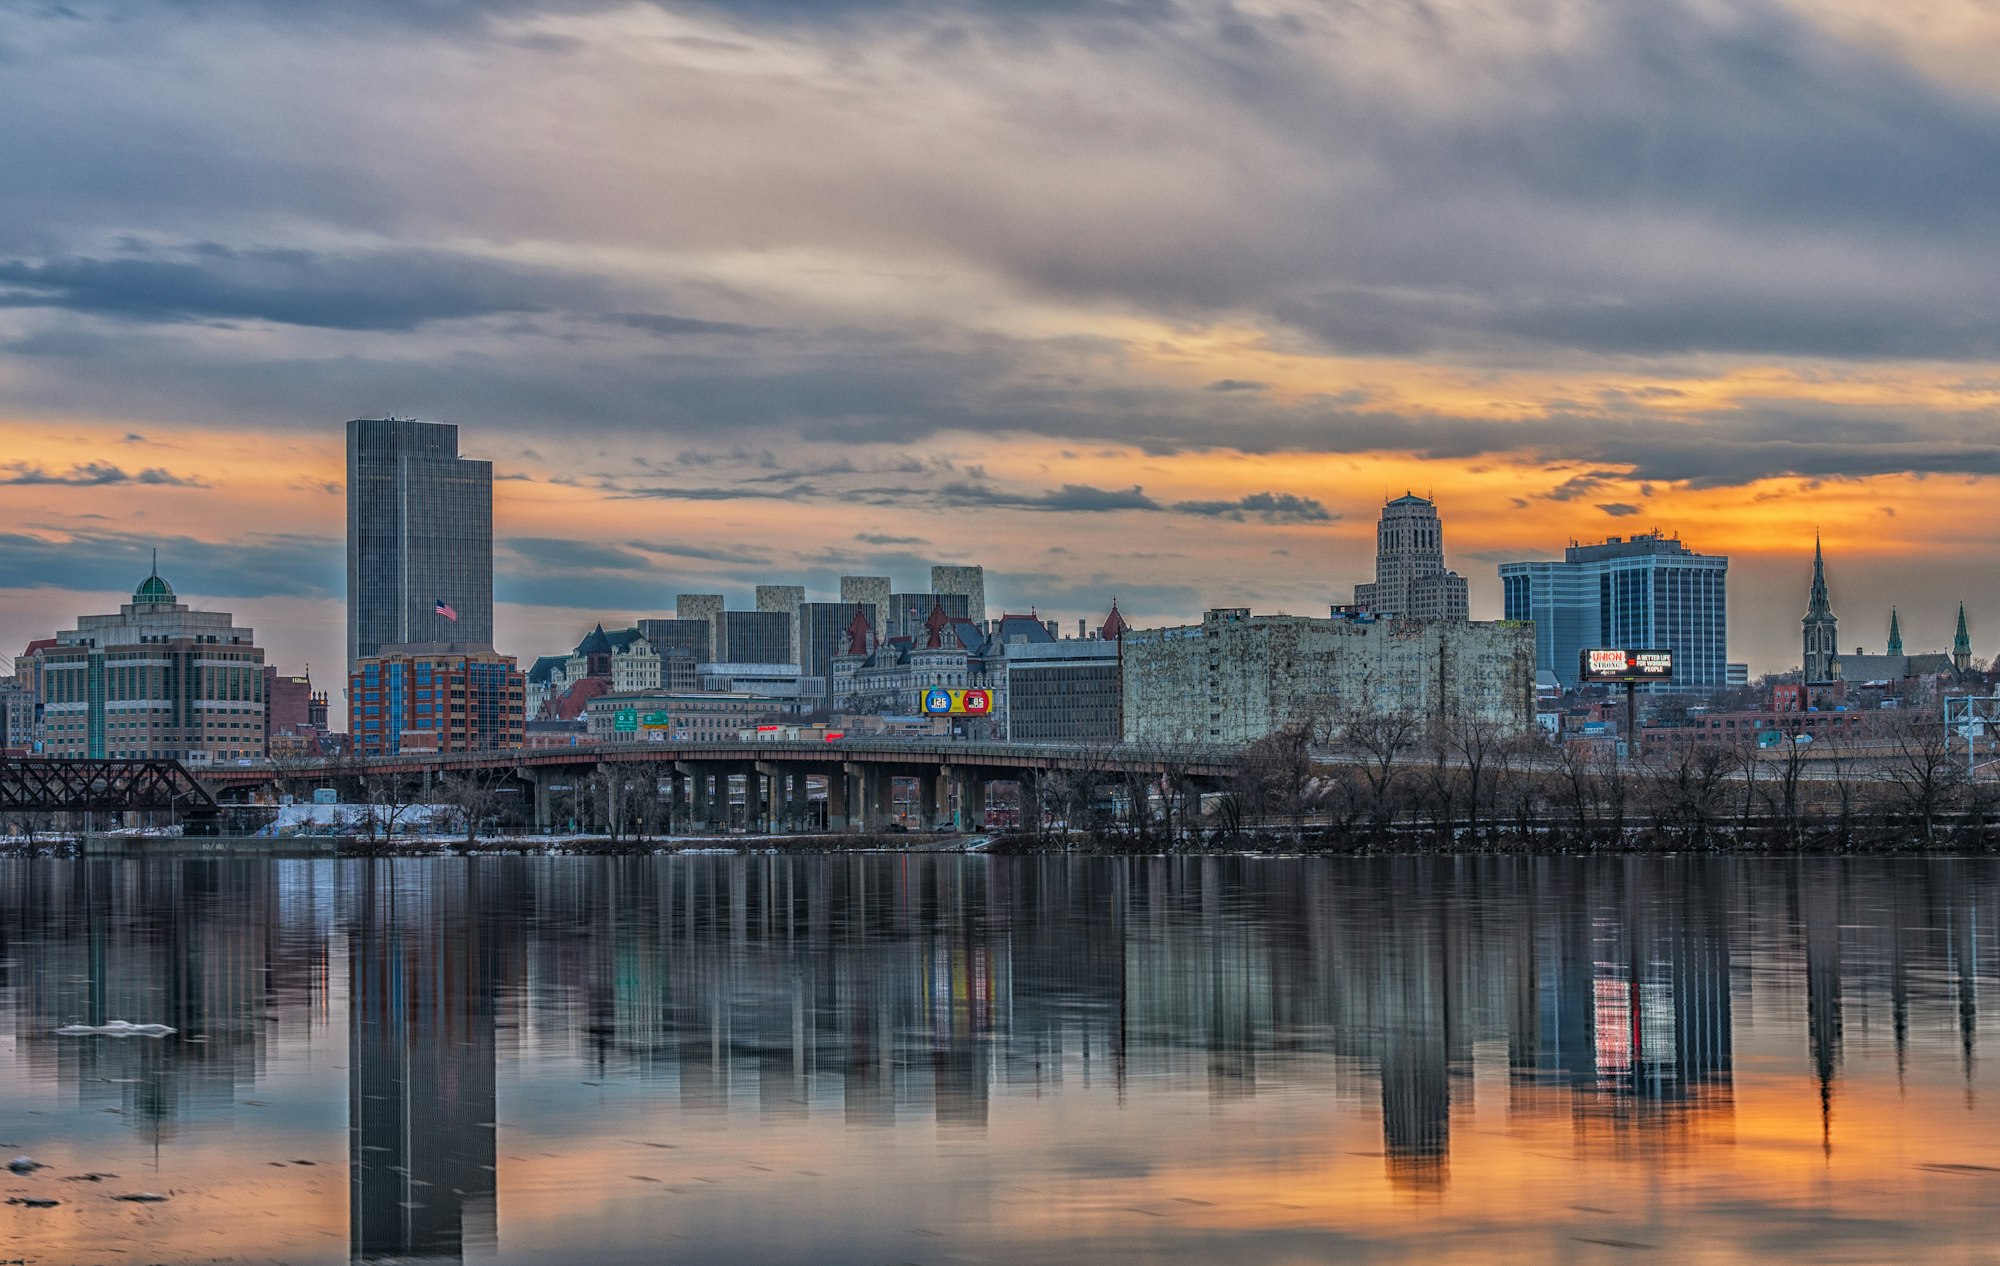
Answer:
[
  {"left": 471, "top": 1054, "right": 2000, "bottom": 1264},
  {"left": 4, "top": 402, "right": 1996, "bottom": 686}
]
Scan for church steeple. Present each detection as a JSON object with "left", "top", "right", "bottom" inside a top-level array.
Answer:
[
  {"left": 1954, "top": 602, "right": 1971, "bottom": 673},
  {"left": 1802, "top": 534, "right": 1839, "bottom": 682},
  {"left": 1886, "top": 607, "right": 1903, "bottom": 657}
]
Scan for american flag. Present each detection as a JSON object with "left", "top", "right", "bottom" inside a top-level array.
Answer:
[{"left": 435, "top": 599, "right": 458, "bottom": 622}]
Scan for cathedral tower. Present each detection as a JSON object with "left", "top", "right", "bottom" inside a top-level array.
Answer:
[{"left": 1802, "top": 536, "right": 1838, "bottom": 682}]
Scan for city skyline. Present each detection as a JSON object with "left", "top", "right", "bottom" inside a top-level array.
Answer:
[
  {"left": 3, "top": 2, "right": 1999, "bottom": 685},
  {"left": 0, "top": 464, "right": 1985, "bottom": 690}
]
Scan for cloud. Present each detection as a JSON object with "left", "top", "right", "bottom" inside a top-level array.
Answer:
[
  {"left": 855, "top": 532, "right": 930, "bottom": 546},
  {"left": 503, "top": 536, "right": 652, "bottom": 572},
  {"left": 0, "top": 529, "right": 339, "bottom": 601},
  {"left": 0, "top": 244, "right": 600, "bottom": 331},
  {"left": 932, "top": 480, "right": 1162, "bottom": 513},
  {"left": 1597, "top": 502, "right": 1642, "bottom": 517},
  {"left": 0, "top": 460, "right": 206, "bottom": 488},
  {"left": 610, "top": 312, "right": 765, "bottom": 337},
  {"left": 1170, "top": 491, "right": 1335, "bottom": 523},
  {"left": 1206, "top": 379, "right": 1267, "bottom": 393}
]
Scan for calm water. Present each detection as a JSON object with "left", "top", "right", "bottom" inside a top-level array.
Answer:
[{"left": 1, "top": 856, "right": 1997, "bottom": 1264}]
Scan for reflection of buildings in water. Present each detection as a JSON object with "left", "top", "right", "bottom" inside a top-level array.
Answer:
[
  {"left": 0, "top": 859, "right": 327, "bottom": 1140},
  {"left": 348, "top": 862, "right": 499, "bottom": 1265},
  {"left": 1505, "top": 865, "right": 1736, "bottom": 1152}
]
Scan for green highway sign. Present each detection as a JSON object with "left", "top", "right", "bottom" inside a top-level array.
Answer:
[{"left": 612, "top": 708, "right": 638, "bottom": 732}]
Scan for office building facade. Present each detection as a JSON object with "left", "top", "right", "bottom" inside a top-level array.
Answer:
[
  {"left": 347, "top": 419, "right": 493, "bottom": 668},
  {"left": 1499, "top": 532, "right": 1728, "bottom": 690},
  {"left": 1352, "top": 494, "right": 1469, "bottom": 621},
  {"left": 348, "top": 644, "right": 525, "bottom": 757},
  {"left": 39, "top": 569, "right": 267, "bottom": 764}
]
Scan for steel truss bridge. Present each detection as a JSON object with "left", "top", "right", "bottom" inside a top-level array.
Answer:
[{"left": 0, "top": 757, "right": 221, "bottom": 826}]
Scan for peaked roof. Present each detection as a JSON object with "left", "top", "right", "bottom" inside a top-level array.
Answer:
[
  {"left": 1805, "top": 534, "right": 1834, "bottom": 622},
  {"left": 1100, "top": 600, "right": 1129, "bottom": 641}
]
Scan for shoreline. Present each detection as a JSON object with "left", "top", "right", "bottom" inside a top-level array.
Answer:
[{"left": 6, "top": 828, "right": 2000, "bottom": 858}]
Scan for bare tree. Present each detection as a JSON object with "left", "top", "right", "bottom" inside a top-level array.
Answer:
[
  {"left": 1881, "top": 713, "right": 1965, "bottom": 843},
  {"left": 1337, "top": 706, "right": 1424, "bottom": 833},
  {"left": 437, "top": 767, "right": 509, "bottom": 845},
  {"left": 1236, "top": 723, "right": 1320, "bottom": 842},
  {"left": 1644, "top": 743, "right": 1740, "bottom": 848}
]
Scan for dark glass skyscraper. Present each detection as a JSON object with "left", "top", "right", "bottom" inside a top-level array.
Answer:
[{"left": 346, "top": 419, "right": 493, "bottom": 667}]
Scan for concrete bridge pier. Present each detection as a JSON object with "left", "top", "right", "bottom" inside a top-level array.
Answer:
[
  {"left": 828, "top": 766, "right": 852, "bottom": 832},
  {"left": 788, "top": 769, "right": 812, "bottom": 831},
  {"left": 919, "top": 774, "right": 939, "bottom": 831},
  {"left": 948, "top": 768, "right": 987, "bottom": 831}
]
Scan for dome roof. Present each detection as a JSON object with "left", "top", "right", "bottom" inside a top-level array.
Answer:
[{"left": 133, "top": 573, "right": 176, "bottom": 605}]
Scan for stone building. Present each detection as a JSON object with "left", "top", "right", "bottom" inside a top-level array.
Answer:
[
  {"left": 1352, "top": 494, "right": 1469, "bottom": 621},
  {"left": 930, "top": 565, "right": 987, "bottom": 628},
  {"left": 39, "top": 567, "right": 268, "bottom": 764},
  {"left": 840, "top": 576, "right": 891, "bottom": 641},
  {"left": 1120, "top": 609, "right": 1535, "bottom": 746}
]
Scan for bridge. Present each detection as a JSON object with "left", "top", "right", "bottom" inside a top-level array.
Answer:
[
  {"left": 199, "top": 740, "right": 1243, "bottom": 833},
  {"left": 1, "top": 757, "right": 221, "bottom": 831}
]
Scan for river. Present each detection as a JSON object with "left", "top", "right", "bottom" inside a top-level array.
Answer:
[{"left": 1, "top": 854, "right": 1995, "bottom": 1263}]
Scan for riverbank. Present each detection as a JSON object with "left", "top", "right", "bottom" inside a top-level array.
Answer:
[{"left": 4, "top": 823, "right": 2000, "bottom": 857}]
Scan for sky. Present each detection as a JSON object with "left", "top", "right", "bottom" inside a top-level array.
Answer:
[{"left": 4, "top": 0, "right": 1999, "bottom": 689}]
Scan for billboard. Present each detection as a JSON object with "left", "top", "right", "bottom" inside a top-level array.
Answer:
[
  {"left": 1580, "top": 648, "right": 1675, "bottom": 683},
  {"left": 922, "top": 687, "right": 992, "bottom": 715}
]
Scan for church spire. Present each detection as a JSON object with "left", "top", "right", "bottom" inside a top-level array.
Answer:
[
  {"left": 1802, "top": 534, "right": 1839, "bottom": 682},
  {"left": 1954, "top": 602, "right": 1971, "bottom": 673},
  {"left": 1887, "top": 607, "right": 1903, "bottom": 657}
]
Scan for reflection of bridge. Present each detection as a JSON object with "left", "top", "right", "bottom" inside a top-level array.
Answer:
[
  {"left": 1, "top": 756, "right": 220, "bottom": 829},
  {"left": 201, "top": 741, "right": 1241, "bottom": 833}
]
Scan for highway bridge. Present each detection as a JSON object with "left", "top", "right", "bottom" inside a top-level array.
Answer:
[{"left": 197, "top": 740, "right": 1243, "bottom": 833}]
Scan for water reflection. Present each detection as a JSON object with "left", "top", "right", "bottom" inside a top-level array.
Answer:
[{"left": 2, "top": 856, "right": 1999, "bottom": 1263}]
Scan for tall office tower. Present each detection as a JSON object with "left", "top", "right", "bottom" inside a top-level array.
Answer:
[
  {"left": 798, "top": 601, "right": 867, "bottom": 704},
  {"left": 347, "top": 419, "right": 493, "bottom": 668},
  {"left": 840, "top": 575, "right": 890, "bottom": 640},
  {"left": 675, "top": 593, "right": 725, "bottom": 660},
  {"left": 715, "top": 610, "right": 792, "bottom": 665},
  {"left": 1351, "top": 494, "right": 1469, "bottom": 621},
  {"left": 639, "top": 616, "right": 713, "bottom": 664},
  {"left": 1801, "top": 536, "right": 1838, "bottom": 683},
  {"left": 755, "top": 585, "right": 805, "bottom": 663},
  {"left": 1500, "top": 531, "right": 1729, "bottom": 690},
  {"left": 930, "top": 565, "right": 987, "bottom": 628}
]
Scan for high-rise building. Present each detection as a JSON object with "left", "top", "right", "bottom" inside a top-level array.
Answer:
[
  {"left": 755, "top": 585, "right": 806, "bottom": 663},
  {"left": 840, "top": 576, "right": 890, "bottom": 640},
  {"left": 1352, "top": 494, "right": 1469, "bottom": 621},
  {"left": 930, "top": 565, "right": 987, "bottom": 628},
  {"left": 1802, "top": 536, "right": 1837, "bottom": 683},
  {"left": 640, "top": 616, "right": 714, "bottom": 664},
  {"left": 1500, "top": 531, "right": 1729, "bottom": 690},
  {"left": 348, "top": 644, "right": 525, "bottom": 757},
  {"left": 347, "top": 419, "right": 493, "bottom": 668},
  {"left": 715, "top": 610, "right": 793, "bottom": 666},
  {"left": 798, "top": 601, "right": 869, "bottom": 706},
  {"left": 38, "top": 566, "right": 267, "bottom": 764}
]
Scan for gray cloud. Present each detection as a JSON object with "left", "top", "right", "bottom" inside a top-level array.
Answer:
[
  {"left": 1597, "top": 502, "right": 1642, "bottom": 517},
  {"left": 0, "top": 244, "right": 598, "bottom": 330},
  {"left": 1170, "top": 491, "right": 1334, "bottom": 523},
  {"left": 0, "top": 460, "right": 206, "bottom": 487},
  {"left": 0, "top": 0, "right": 1998, "bottom": 496},
  {"left": 503, "top": 536, "right": 652, "bottom": 572},
  {"left": 0, "top": 529, "right": 339, "bottom": 601}
]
